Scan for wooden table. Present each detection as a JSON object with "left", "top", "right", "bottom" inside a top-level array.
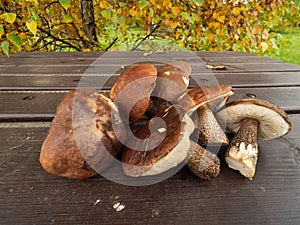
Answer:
[{"left": 0, "top": 51, "right": 299, "bottom": 225}]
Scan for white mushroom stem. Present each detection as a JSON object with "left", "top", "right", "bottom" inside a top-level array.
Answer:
[
  {"left": 225, "top": 118, "right": 259, "bottom": 180},
  {"left": 197, "top": 104, "right": 229, "bottom": 146}
]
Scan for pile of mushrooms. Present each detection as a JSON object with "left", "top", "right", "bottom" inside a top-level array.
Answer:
[{"left": 40, "top": 61, "right": 292, "bottom": 181}]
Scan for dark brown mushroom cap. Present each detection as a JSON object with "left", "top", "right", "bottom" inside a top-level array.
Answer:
[
  {"left": 40, "top": 89, "right": 125, "bottom": 179},
  {"left": 152, "top": 61, "right": 191, "bottom": 101},
  {"left": 122, "top": 105, "right": 194, "bottom": 177},
  {"left": 178, "top": 85, "right": 234, "bottom": 114},
  {"left": 110, "top": 64, "right": 157, "bottom": 124},
  {"left": 217, "top": 98, "right": 292, "bottom": 140}
]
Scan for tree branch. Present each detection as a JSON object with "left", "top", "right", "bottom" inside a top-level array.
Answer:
[
  {"left": 131, "top": 20, "right": 162, "bottom": 51},
  {"left": 105, "top": 37, "right": 118, "bottom": 51},
  {"left": 38, "top": 27, "right": 81, "bottom": 51}
]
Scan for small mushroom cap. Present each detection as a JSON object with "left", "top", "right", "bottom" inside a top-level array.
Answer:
[
  {"left": 152, "top": 61, "right": 191, "bottom": 102},
  {"left": 178, "top": 85, "right": 234, "bottom": 114},
  {"left": 217, "top": 98, "right": 292, "bottom": 140},
  {"left": 110, "top": 64, "right": 157, "bottom": 123},
  {"left": 122, "top": 105, "right": 194, "bottom": 177}
]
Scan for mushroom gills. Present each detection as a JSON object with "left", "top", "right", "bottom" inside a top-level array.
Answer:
[{"left": 225, "top": 118, "right": 259, "bottom": 180}]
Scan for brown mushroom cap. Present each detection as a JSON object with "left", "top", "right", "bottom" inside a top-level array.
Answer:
[
  {"left": 178, "top": 85, "right": 234, "bottom": 114},
  {"left": 217, "top": 98, "right": 292, "bottom": 140},
  {"left": 110, "top": 64, "right": 157, "bottom": 123},
  {"left": 152, "top": 61, "right": 191, "bottom": 101},
  {"left": 122, "top": 105, "right": 194, "bottom": 177},
  {"left": 40, "top": 89, "right": 126, "bottom": 179}
]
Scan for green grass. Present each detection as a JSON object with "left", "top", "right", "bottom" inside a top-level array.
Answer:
[{"left": 270, "top": 28, "right": 300, "bottom": 65}]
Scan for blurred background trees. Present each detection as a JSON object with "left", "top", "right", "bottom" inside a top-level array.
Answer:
[{"left": 0, "top": 0, "right": 299, "bottom": 56}]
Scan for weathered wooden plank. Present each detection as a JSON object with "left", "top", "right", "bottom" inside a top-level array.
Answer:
[
  {"left": 0, "top": 115, "right": 299, "bottom": 225},
  {"left": 0, "top": 87, "right": 299, "bottom": 121},
  {"left": 0, "top": 53, "right": 282, "bottom": 66},
  {"left": 228, "top": 87, "right": 300, "bottom": 113},
  {"left": 2, "top": 71, "right": 300, "bottom": 89},
  {"left": 0, "top": 51, "right": 256, "bottom": 59},
  {"left": 1, "top": 61, "right": 299, "bottom": 75}
]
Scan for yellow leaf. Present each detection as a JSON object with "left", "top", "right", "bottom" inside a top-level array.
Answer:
[
  {"left": 100, "top": 1, "right": 108, "bottom": 8},
  {"left": 290, "top": 7, "right": 296, "bottom": 16},
  {"left": 24, "top": 45, "right": 32, "bottom": 51},
  {"left": 170, "top": 21, "right": 178, "bottom": 29},
  {"left": 233, "top": 7, "right": 241, "bottom": 15},
  {"left": 2, "top": 13, "right": 16, "bottom": 24},
  {"left": 213, "top": 12, "right": 218, "bottom": 19},
  {"left": 29, "top": 0, "right": 39, "bottom": 5},
  {"left": 117, "top": 8, "right": 122, "bottom": 15},
  {"left": 26, "top": 20, "right": 37, "bottom": 36},
  {"left": 0, "top": 25, "right": 4, "bottom": 36},
  {"left": 208, "top": 22, "right": 214, "bottom": 28},
  {"left": 218, "top": 15, "right": 226, "bottom": 23},
  {"left": 172, "top": 6, "right": 180, "bottom": 16},
  {"left": 149, "top": 0, "right": 156, "bottom": 5},
  {"left": 261, "top": 42, "right": 268, "bottom": 52},
  {"left": 82, "top": 48, "right": 91, "bottom": 52},
  {"left": 262, "top": 30, "right": 268, "bottom": 40},
  {"left": 251, "top": 27, "right": 260, "bottom": 35},
  {"left": 208, "top": 33, "right": 215, "bottom": 40},
  {"left": 129, "top": 8, "right": 137, "bottom": 17},
  {"left": 19, "top": 32, "right": 27, "bottom": 40},
  {"left": 63, "top": 15, "right": 73, "bottom": 23},
  {"left": 179, "top": 40, "right": 185, "bottom": 47},
  {"left": 213, "top": 22, "right": 220, "bottom": 29}
]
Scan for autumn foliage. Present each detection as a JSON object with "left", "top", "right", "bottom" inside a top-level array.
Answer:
[{"left": 0, "top": 0, "right": 299, "bottom": 55}]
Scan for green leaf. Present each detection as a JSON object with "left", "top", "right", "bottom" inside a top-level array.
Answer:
[
  {"left": 2, "top": 13, "right": 16, "bottom": 24},
  {"left": 26, "top": 19, "right": 37, "bottom": 36},
  {"left": 0, "top": 25, "right": 4, "bottom": 36},
  {"left": 8, "top": 33, "right": 23, "bottom": 46},
  {"left": 191, "top": 0, "right": 204, "bottom": 5},
  {"left": 63, "top": 15, "right": 73, "bottom": 23},
  {"left": 59, "top": 0, "right": 71, "bottom": 10},
  {"left": 139, "top": 0, "right": 149, "bottom": 9},
  {"left": 29, "top": 8, "right": 40, "bottom": 22},
  {"left": 117, "top": 17, "right": 125, "bottom": 25},
  {"left": 101, "top": 9, "right": 112, "bottom": 19},
  {"left": 1, "top": 41, "right": 9, "bottom": 56}
]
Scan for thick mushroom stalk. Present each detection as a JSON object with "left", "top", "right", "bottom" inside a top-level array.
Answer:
[
  {"left": 225, "top": 118, "right": 259, "bottom": 180},
  {"left": 197, "top": 104, "right": 229, "bottom": 146},
  {"left": 187, "top": 141, "right": 220, "bottom": 180}
]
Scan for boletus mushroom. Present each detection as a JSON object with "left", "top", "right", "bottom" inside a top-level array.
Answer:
[
  {"left": 110, "top": 64, "right": 157, "bottom": 124},
  {"left": 122, "top": 105, "right": 194, "bottom": 177},
  {"left": 40, "top": 89, "right": 126, "bottom": 179},
  {"left": 152, "top": 61, "right": 191, "bottom": 102},
  {"left": 178, "top": 85, "right": 234, "bottom": 146},
  {"left": 186, "top": 141, "right": 220, "bottom": 180},
  {"left": 145, "top": 61, "right": 191, "bottom": 118},
  {"left": 217, "top": 98, "right": 292, "bottom": 180}
]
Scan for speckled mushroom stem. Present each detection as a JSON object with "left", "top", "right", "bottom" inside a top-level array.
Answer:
[
  {"left": 225, "top": 118, "right": 259, "bottom": 180},
  {"left": 187, "top": 141, "right": 220, "bottom": 180},
  {"left": 197, "top": 104, "right": 229, "bottom": 146}
]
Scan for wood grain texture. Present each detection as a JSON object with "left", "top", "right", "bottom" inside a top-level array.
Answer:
[
  {"left": 0, "top": 115, "right": 299, "bottom": 225},
  {"left": 0, "top": 87, "right": 299, "bottom": 121},
  {"left": 0, "top": 51, "right": 299, "bottom": 225},
  {"left": 2, "top": 71, "right": 300, "bottom": 90}
]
